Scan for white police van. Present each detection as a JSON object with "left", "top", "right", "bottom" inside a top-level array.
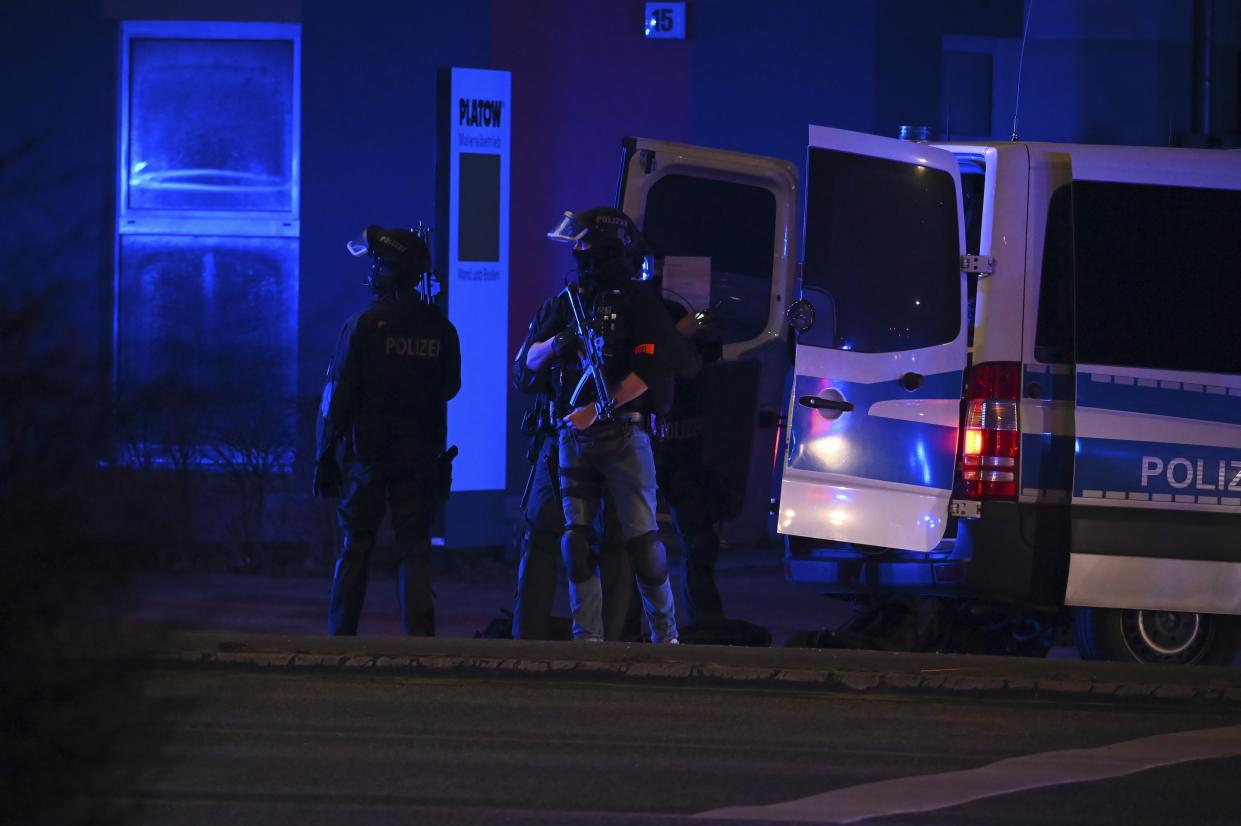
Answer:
[{"left": 618, "top": 127, "right": 1241, "bottom": 665}]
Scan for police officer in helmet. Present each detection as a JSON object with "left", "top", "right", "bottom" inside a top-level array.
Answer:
[
  {"left": 511, "top": 268, "right": 628, "bottom": 642},
  {"left": 314, "top": 225, "right": 461, "bottom": 636},
  {"left": 532, "top": 206, "right": 699, "bottom": 642},
  {"left": 647, "top": 259, "right": 729, "bottom": 629}
]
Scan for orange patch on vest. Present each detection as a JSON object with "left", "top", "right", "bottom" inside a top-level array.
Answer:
[{"left": 634, "top": 343, "right": 655, "bottom": 356}]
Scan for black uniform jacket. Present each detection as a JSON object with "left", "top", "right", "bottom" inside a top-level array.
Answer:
[
  {"left": 512, "top": 282, "right": 699, "bottom": 417},
  {"left": 318, "top": 293, "right": 461, "bottom": 465}
]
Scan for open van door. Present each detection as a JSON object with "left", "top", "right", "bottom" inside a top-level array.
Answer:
[
  {"left": 778, "top": 126, "right": 970, "bottom": 552},
  {"left": 616, "top": 138, "right": 798, "bottom": 358},
  {"left": 617, "top": 138, "right": 798, "bottom": 542}
]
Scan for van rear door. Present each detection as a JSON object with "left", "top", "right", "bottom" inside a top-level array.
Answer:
[
  {"left": 616, "top": 138, "right": 798, "bottom": 542},
  {"left": 778, "top": 126, "right": 969, "bottom": 552},
  {"left": 616, "top": 138, "right": 798, "bottom": 358}
]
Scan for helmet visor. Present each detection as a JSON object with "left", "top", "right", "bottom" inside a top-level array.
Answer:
[
  {"left": 546, "top": 211, "right": 589, "bottom": 244},
  {"left": 347, "top": 226, "right": 376, "bottom": 258}
]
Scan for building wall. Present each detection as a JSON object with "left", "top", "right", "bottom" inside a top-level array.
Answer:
[
  {"left": 490, "top": 0, "right": 694, "bottom": 494},
  {"left": 1, "top": 1, "right": 118, "bottom": 387},
  {"left": 299, "top": 0, "right": 492, "bottom": 400}
]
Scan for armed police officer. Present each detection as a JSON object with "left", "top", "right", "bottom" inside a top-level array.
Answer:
[
  {"left": 533, "top": 207, "right": 699, "bottom": 643},
  {"left": 652, "top": 273, "right": 729, "bottom": 629},
  {"left": 313, "top": 225, "right": 461, "bottom": 636},
  {"left": 511, "top": 295, "right": 629, "bottom": 641}
]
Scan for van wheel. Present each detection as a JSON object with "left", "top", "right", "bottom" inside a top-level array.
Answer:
[{"left": 1074, "top": 607, "right": 1241, "bottom": 665}]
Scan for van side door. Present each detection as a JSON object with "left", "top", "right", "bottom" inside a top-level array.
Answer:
[{"left": 1065, "top": 156, "right": 1241, "bottom": 615}]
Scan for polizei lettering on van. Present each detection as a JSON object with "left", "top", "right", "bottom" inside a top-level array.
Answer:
[
  {"left": 385, "top": 337, "right": 441, "bottom": 358},
  {"left": 459, "top": 98, "right": 503, "bottom": 128},
  {"left": 1140, "top": 456, "right": 1241, "bottom": 492}
]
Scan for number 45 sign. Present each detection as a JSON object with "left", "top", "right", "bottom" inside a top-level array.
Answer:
[{"left": 644, "top": 2, "right": 686, "bottom": 39}]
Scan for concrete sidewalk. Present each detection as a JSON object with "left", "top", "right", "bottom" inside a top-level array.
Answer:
[
  {"left": 109, "top": 545, "right": 1241, "bottom": 707},
  {"left": 118, "top": 545, "right": 844, "bottom": 644},
  {"left": 113, "top": 629, "right": 1241, "bottom": 707}
]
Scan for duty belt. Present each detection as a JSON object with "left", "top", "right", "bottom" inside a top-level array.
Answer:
[
  {"left": 652, "top": 416, "right": 703, "bottom": 441},
  {"left": 556, "top": 410, "right": 648, "bottom": 430},
  {"left": 550, "top": 401, "right": 645, "bottom": 426}
]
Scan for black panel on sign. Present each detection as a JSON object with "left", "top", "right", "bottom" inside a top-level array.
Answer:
[{"left": 458, "top": 152, "right": 500, "bottom": 262}]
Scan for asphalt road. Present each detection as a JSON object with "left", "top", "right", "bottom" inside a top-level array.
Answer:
[{"left": 89, "top": 666, "right": 1241, "bottom": 825}]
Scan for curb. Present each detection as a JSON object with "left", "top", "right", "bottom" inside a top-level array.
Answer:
[{"left": 123, "top": 633, "right": 1241, "bottom": 707}]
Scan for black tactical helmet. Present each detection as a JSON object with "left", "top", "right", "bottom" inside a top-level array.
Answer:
[
  {"left": 547, "top": 207, "right": 638, "bottom": 250},
  {"left": 347, "top": 225, "right": 431, "bottom": 275}
]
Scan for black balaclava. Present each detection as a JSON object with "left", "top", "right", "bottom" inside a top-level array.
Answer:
[
  {"left": 575, "top": 246, "right": 633, "bottom": 295},
  {"left": 368, "top": 258, "right": 419, "bottom": 297}
]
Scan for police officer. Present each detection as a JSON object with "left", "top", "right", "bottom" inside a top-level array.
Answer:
[
  {"left": 654, "top": 285, "right": 727, "bottom": 628},
  {"left": 313, "top": 225, "right": 461, "bottom": 636},
  {"left": 511, "top": 302, "right": 628, "bottom": 641},
  {"left": 536, "top": 207, "right": 699, "bottom": 642}
]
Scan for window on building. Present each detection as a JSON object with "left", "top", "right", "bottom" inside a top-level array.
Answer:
[{"left": 116, "top": 21, "right": 300, "bottom": 466}]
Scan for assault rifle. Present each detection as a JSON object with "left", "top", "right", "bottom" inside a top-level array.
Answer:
[
  {"left": 412, "top": 222, "right": 440, "bottom": 305},
  {"left": 559, "top": 285, "right": 615, "bottom": 422},
  {"left": 518, "top": 403, "right": 551, "bottom": 512}
]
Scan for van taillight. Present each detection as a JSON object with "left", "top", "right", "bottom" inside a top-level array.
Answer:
[{"left": 959, "top": 362, "right": 1021, "bottom": 500}]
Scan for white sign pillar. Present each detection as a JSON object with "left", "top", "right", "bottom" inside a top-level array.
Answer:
[{"left": 445, "top": 67, "right": 510, "bottom": 493}]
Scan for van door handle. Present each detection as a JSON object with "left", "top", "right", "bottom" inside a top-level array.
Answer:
[{"left": 798, "top": 395, "right": 854, "bottom": 413}]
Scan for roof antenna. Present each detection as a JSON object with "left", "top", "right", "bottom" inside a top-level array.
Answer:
[{"left": 1011, "top": 0, "right": 1035, "bottom": 141}]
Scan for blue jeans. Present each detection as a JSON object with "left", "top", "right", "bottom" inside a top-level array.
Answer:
[
  {"left": 558, "top": 422, "right": 658, "bottom": 541},
  {"left": 559, "top": 422, "right": 676, "bottom": 643}
]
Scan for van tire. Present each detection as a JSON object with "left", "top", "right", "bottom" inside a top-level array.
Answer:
[{"left": 1073, "top": 607, "right": 1241, "bottom": 666}]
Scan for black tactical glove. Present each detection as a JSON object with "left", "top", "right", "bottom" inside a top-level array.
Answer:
[
  {"left": 550, "top": 329, "right": 581, "bottom": 361},
  {"left": 312, "top": 454, "right": 342, "bottom": 498}
]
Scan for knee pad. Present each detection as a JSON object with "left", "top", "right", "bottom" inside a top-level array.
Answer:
[
  {"left": 626, "top": 532, "right": 668, "bottom": 585},
  {"left": 561, "top": 526, "right": 595, "bottom": 583}
]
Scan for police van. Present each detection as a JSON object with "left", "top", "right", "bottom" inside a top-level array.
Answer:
[{"left": 618, "top": 127, "right": 1241, "bottom": 665}]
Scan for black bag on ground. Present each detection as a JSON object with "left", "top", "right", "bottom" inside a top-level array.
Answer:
[{"left": 679, "top": 618, "right": 772, "bottom": 647}]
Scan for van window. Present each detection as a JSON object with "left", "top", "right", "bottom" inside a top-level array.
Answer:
[
  {"left": 1074, "top": 181, "right": 1241, "bottom": 375},
  {"left": 800, "top": 147, "right": 960, "bottom": 352},
  {"left": 960, "top": 169, "right": 985, "bottom": 348},
  {"left": 641, "top": 174, "right": 776, "bottom": 344},
  {"left": 1035, "top": 184, "right": 1074, "bottom": 363}
]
